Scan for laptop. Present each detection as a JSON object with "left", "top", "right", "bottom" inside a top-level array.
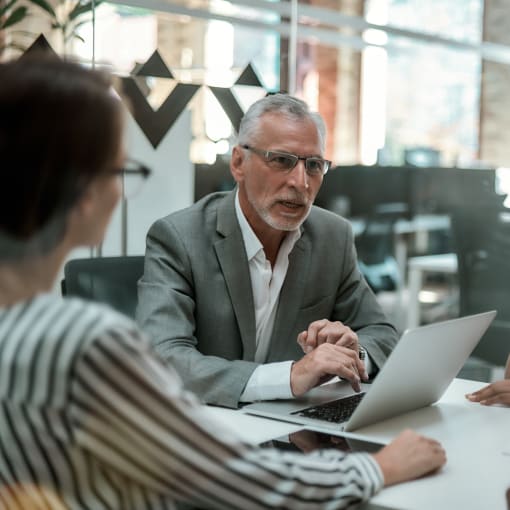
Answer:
[{"left": 243, "top": 311, "right": 496, "bottom": 432}]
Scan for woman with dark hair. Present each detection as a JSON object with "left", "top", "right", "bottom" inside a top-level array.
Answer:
[{"left": 0, "top": 55, "right": 446, "bottom": 509}]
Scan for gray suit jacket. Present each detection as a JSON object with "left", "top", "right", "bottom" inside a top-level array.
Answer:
[{"left": 137, "top": 190, "right": 398, "bottom": 408}]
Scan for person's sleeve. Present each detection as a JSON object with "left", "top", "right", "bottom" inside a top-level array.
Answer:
[
  {"left": 69, "top": 326, "right": 384, "bottom": 509},
  {"left": 240, "top": 361, "right": 294, "bottom": 402},
  {"left": 136, "top": 217, "right": 258, "bottom": 408},
  {"left": 333, "top": 223, "right": 399, "bottom": 373}
]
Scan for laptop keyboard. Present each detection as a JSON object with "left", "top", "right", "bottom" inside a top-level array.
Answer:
[{"left": 292, "top": 392, "right": 366, "bottom": 424}]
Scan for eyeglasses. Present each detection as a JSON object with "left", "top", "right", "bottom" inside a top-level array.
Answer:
[
  {"left": 111, "top": 159, "right": 152, "bottom": 199},
  {"left": 241, "top": 144, "right": 331, "bottom": 176}
]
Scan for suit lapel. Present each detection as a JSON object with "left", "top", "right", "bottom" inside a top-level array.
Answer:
[
  {"left": 214, "top": 192, "right": 256, "bottom": 361},
  {"left": 267, "top": 232, "right": 311, "bottom": 360}
]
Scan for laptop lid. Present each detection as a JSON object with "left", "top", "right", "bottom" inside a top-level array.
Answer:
[{"left": 243, "top": 311, "right": 496, "bottom": 432}]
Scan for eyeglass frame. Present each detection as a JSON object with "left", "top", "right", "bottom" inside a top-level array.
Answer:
[
  {"left": 241, "top": 144, "right": 331, "bottom": 176},
  {"left": 111, "top": 159, "right": 152, "bottom": 180},
  {"left": 109, "top": 158, "right": 152, "bottom": 201}
]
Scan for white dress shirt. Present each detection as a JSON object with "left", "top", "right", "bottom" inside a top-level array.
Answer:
[{"left": 235, "top": 192, "right": 299, "bottom": 402}]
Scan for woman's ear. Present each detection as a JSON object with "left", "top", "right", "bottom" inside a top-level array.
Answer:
[
  {"left": 73, "top": 182, "right": 96, "bottom": 219},
  {"left": 230, "top": 145, "right": 245, "bottom": 183},
  {"left": 64, "top": 184, "right": 95, "bottom": 244}
]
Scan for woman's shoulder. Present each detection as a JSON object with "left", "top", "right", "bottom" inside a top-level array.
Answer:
[
  {"left": 22, "top": 293, "right": 145, "bottom": 348},
  {"left": 0, "top": 293, "right": 148, "bottom": 405}
]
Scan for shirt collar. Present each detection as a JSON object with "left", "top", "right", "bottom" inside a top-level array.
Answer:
[{"left": 234, "top": 189, "right": 301, "bottom": 261}]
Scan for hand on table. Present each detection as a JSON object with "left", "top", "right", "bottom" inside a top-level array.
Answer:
[
  {"left": 466, "top": 380, "right": 510, "bottom": 406},
  {"left": 373, "top": 429, "right": 447, "bottom": 486}
]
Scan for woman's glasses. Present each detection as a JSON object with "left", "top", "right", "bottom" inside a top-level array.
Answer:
[{"left": 112, "top": 159, "right": 152, "bottom": 199}]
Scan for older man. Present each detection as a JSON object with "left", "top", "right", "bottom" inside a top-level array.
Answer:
[{"left": 137, "top": 94, "right": 398, "bottom": 408}]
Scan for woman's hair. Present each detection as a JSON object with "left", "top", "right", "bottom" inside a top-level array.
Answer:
[
  {"left": 237, "top": 93, "right": 326, "bottom": 152},
  {"left": 0, "top": 53, "right": 124, "bottom": 260}
]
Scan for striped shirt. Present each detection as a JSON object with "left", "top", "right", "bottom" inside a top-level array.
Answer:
[{"left": 0, "top": 294, "right": 383, "bottom": 509}]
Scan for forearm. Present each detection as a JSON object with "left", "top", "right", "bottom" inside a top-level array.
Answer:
[
  {"left": 158, "top": 341, "right": 258, "bottom": 407},
  {"left": 74, "top": 330, "right": 384, "bottom": 510}
]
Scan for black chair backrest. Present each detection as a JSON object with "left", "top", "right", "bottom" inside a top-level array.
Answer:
[
  {"left": 355, "top": 202, "right": 408, "bottom": 293},
  {"left": 451, "top": 205, "right": 510, "bottom": 364},
  {"left": 61, "top": 256, "right": 145, "bottom": 319}
]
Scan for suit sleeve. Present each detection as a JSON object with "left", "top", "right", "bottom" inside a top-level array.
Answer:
[{"left": 136, "top": 218, "right": 258, "bottom": 408}]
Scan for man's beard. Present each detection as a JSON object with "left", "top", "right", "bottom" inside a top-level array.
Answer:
[{"left": 248, "top": 190, "right": 312, "bottom": 231}]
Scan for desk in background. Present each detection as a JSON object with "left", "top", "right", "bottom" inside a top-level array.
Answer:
[
  {"left": 206, "top": 378, "right": 510, "bottom": 510},
  {"left": 350, "top": 214, "right": 451, "bottom": 291},
  {"left": 406, "top": 253, "right": 458, "bottom": 329}
]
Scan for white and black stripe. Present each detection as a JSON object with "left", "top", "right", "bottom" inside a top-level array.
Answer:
[{"left": 0, "top": 294, "right": 383, "bottom": 509}]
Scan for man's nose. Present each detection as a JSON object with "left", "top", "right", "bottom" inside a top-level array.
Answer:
[{"left": 288, "top": 159, "right": 309, "bottom": 189}]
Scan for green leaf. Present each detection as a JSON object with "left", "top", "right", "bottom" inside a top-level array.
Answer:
[
  {"left": 72, "top": 19, "right": 90, "bottom": 31},
  {"left": 9, "top": 29, "right": 36, "bottom": 38},
  {"left": 69, "top": 0, "right": 104, "bottom": 21},
  {"left": 0, "top": 0, "right": 18, "bottom": 19},
  {"left": 2, "top": 6, "right": 28, "bottom": 30},
  {"left": 26, "top": 0, "right": 57, "bottom": 18}
]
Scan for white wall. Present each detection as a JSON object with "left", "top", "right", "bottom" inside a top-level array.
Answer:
[{"left": 103, "top": 107, "right": 194, "bottom": 256}]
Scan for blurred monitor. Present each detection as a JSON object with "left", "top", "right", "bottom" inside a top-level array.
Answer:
[
  {"left": 194, "top": 157, "right": 235, "bottom": 201},
  {"left": 410, "top": 167, "right": 498, "bottom": 214},
  {"left": 315, "top": 165, "right": 411, "bottom": 218}
]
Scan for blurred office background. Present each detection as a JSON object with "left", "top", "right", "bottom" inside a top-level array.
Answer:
[{"left": 3, "top": 0, "right": 510, "bottom": 378}]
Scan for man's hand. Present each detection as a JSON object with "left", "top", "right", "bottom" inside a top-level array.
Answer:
[
  {"left": 290, "top": 343, "right": 367, "bottom": 396},
  {"left": 297, "top": 319, "right": 359, "bottom": 354},
  {"left": 466, "top": 380, "right": 510, "bottom": 406},
  {"left": 373, "top": 429, "right": 446, "bottom": 486}
]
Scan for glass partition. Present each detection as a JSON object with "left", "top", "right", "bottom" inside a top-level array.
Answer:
[{"left": 4, "top": 0, "right": 510, "bottom": 252}]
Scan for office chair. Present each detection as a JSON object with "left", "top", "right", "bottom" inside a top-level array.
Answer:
[
  {"left": 355, "top": 202, "right": 409, "bottom": 293},
  {"left": 451, "top": 204, "right": 510, "bottom": 365},
  {"left": 61, "top": 255, "right": 145, "bottom": 319}
]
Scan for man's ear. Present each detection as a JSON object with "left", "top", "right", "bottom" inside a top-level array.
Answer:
[{"left": 230, "top": 145, "right": 245, "bottom": 183}]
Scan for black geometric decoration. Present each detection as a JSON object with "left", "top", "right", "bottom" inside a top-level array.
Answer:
[
  {"left": 235, "top": 63, "right": 263, "bottom": 87},
  {"left": 136, "top": 50, "right": 174, "bottom": 79},
  {"left": 21, "top": 34, "right": 58, "bottom": 59},
  {"left": 120, "top": 77, "right": 200, "bottom": 148},
  {"left": 118, "top": 53, "right": 266, "bottom": 146},
  {"left": 208, "top": 86, "right": 245, "bottom": 134},
  {"left": 207, "top": 63, "right": 267, "bottom": 133}
]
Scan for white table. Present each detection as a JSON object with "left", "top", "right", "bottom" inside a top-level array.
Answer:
[
  {"left": 406, "top": 253, "right": 458, "bottom": 329},
  {"left": 207, "top": 378, "right": 510, "bottom": 510}
]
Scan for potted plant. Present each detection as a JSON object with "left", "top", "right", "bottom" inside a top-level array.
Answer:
[{"left": 1, "top": 0, "right": 103, "bottom": 57}]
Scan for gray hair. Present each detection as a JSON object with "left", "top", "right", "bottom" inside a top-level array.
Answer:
[{"left": 237, "top": 94, "right": 326, "bottom": 152}]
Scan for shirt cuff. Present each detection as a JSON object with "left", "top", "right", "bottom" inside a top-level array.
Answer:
[{"left": 239, "top": 361, "right": 294, "bottom": 402}]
